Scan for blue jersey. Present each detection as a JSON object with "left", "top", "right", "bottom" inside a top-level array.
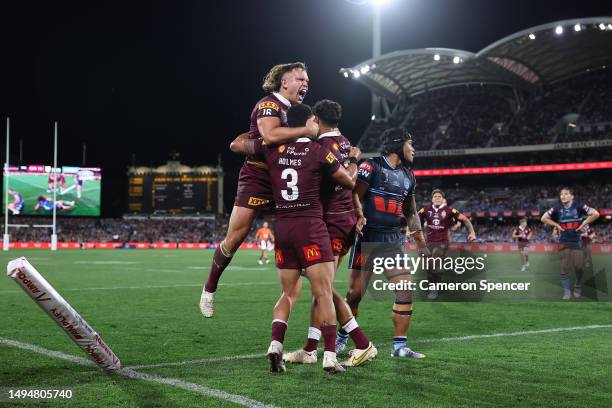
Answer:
[
  {"left": 357, "top": 156, "right": 416, "bottom": 233},
  {"left": 38, "top": 199, "right": 54, "bottom": 211},
  {"left": 546, "top": 202, "right": 591, "bottom": 243}
]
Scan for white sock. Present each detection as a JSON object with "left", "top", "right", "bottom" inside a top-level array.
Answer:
[
  {"left": 308, "top": 326, "right": 321, "bottom": 340},
  {"left": 341, "top": 317, "right": 359, "bottom": 333}
]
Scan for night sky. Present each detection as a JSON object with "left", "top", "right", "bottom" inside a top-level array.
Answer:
[{"left": 1, "top": 0, "right": 610, "bottom": 216}]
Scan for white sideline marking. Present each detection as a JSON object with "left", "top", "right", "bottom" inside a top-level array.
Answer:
[
  {"left": 127, "top": 324, "right": 612, "bottom": 370},
  {"left": 0, "top": 337, "right": 278, "bottom": 408}
]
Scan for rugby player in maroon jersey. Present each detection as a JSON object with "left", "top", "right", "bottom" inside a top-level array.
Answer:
[
  {"left": 418, "top": 189, "right": 476, "bottom": 300},
  {"left": 511, "top": 218, "right": 533, "bottom": 272},
  {"left": 283, "top": 100, "right": 377, "bottom": 367},
  {"left": 230, "top": 103, "right": 353, "bottom": 373},
  {"left": 200, "top": 62, "right": 317, "bottom": 318}
]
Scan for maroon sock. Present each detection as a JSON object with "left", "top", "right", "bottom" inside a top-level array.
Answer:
[
  {"left": 271, "top": 320, "right": 287, "bottom": 343},
  {"left": 204, "top": 246, "right": 232, "bottom": 292},
  {"left": 321, "top": 325, "right": 336, "bottom": 353},
  {"left": 303, "top": 338, "right": 319, "bottom": 352},
  {"left": 348, "top": 327, "right": 370, "bottom": 349}
]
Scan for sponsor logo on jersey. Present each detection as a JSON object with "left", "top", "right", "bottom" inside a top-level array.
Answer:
[
  {"left": 275, "top": 249, "right": 284, "bottom": 266},
  {"left": 326, "top": 152, "right": 336, "bottom": 164},
  {"left": 303, "top": 244, "right": 322, "bottom": 261},
  {"left": 247, "top": 197, "right": 271, "bottom": 206},
  {"left": 278, "top": 145, "right": 286, "bottom": 153},
  {"left": 441, "top": 210, "right": 446, "bottom": 218},
  {"left": 258, "top": 101, "right": 279, "bottom": 111}
]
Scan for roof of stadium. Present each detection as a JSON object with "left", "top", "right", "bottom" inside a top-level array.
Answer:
[{"left": 340, "top": 17, "right": 612, "bottom": 102}]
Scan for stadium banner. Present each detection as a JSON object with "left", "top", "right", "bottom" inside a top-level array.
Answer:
[
  {"left": 150, "top": 242, "right": 178, "bottom": 249},
  {"left": 357, "top": 243, "right": 611, "bottom": 301},
  {"left": 6, "top": 257, "right": 121, "bottom": 370},
  {"left": 3, "top": 165, "right": 102, "bottom": 217}
]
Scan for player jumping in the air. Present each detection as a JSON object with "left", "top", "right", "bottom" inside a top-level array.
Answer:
[
  {"left": 283, "top": 100, "right": 377, "bottom": 367},
  {"left": 7, "top": 189, "right": 24, "bottom": 215},
  {"left": 418, "top": 189, "right": 476, "bottom": 299},
  {"left": 511, "top": 218, "right": 533, "bottom": 272},
  {"left": 199, "top": 62, "right": 317, "bottom": 318},
  {"left": 231, "top": 103, "right": 354, "bottom": 373},
  {"left": 541, "top": 187, "right": 599, "bottom": 300},
  {"left": 345, "top": 128, "right": 428, "bottom": 359},
  {"left": 581, "top": 224, "right": 595, "bottom": 269},
  {"left": 255, "top": 222, "right": 274, "bottom": 264},
  {"left": 34, "top": 195, "right": 75, "bottom": 212}
]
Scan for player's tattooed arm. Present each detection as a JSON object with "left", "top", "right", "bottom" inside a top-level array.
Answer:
[
  {"left": 258, "top": 116, "right": 318, "bottom": 145},
  {"left": 353, "top": 191, "right": 366, "bottom": 235},
  {"left": 405, "top": 196, "right": 429, "bottom": 255},
  {"left": 457, "top": 213, "right": 476, "bottom": 241},
  {"left": 577, "top": 208, "right": 599, "bottom": 231},
  {"left": 346, "top": 146, "right": 361, "bottom": 183},
  {"left": 229, "top": 133, "right": 257, "bottom": 155},
  {"left": 541, "top": 212, "right": 564, "bottom": 230}
]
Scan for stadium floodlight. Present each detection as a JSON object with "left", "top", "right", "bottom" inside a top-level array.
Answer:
[
  {"left": 371, "top": 115, "right": 376, "bottom": 120},
  {"left": 608, "top": 24, "right": 612, "bottom": 30},
  {"left": 371, "top": 0, "right": 391, "bottom": 6},
  {"left": 434, "top": 53, "right": 441, "bottom": 61},
  {"left": 353, "top": 70, "right": 361, "bottom": 78},
  {"left": 555, "top": 25, "right": 563, "bottom": 35},
  {"left": 599, "top": 23, "right": 606, "bottom": 30},
  {"left": 360, "top": 65, "right": 370, "bottom": 74},
  {"left": 343, "top": 71, "right": 349, "bottom": 78},
  {"left": 574, "top": 24, "right": 581, "bottom": 32},
  {"left": 528, "top": 33, "right": 536, "bottom": 40},
  {"left": 453, "top": 56, "right": 461, "bottom": 64}
]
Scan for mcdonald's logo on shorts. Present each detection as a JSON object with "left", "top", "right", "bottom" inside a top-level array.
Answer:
[
  {"left": 303, "top": 244, "right": 322, "bottom": 262},
  {"left": 275, "top": 249, "right": 284, "bottom": 266}
]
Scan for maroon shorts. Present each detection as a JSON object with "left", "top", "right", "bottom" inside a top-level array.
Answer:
[
  {"left": 274, "top": 218, "right": 334, "bottom": 269},
  {"left": 518, "top": 241, "right": 529, "bottom": 250},
  {"left": 325, "top": 212, "right": 356, "bottom": 256},
  {"left": 233, "top": 162, "right": 274, "bottom": 210}
]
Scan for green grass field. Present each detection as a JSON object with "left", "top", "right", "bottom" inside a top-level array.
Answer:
[
  {"left": 5, "top": 174, "right": 101, "bottom": 216},
  {"left": 1, "top": 249, "right": 611, "bottom": 407}
]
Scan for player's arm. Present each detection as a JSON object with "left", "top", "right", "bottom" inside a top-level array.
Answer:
[
  {"left": 331, "top": 165, "right": 355, "bottom": 190},
  {"left": 257, "top": 116, "right": 318, "bottom": 145},
  {"left": 345, "top": 146, "right": 361, "bottom": 183},
  {"left": 577, "top": 207, "right": 599, "bottom": 231},
  {"left": 527, "top": 230, "right": 533, "bottom": 240},
  {"left": 541, "top": 209, "right": 564, "bottom": 230},
  {"left": 229, "top": 136, "right": 262, "bottom": 156},
  {"left": 405, "top": 196, "right": 429, "bottom": 255},
  {"left": 457, "top": 212, "right": 476, "bottom": 241},
  {"left": 229, "top": 132, "right": 250, "bottom": 152}
]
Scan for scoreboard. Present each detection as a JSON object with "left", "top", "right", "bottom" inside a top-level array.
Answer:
[{"left": 128, "top": 162, "right": 223, "bottom": 214}]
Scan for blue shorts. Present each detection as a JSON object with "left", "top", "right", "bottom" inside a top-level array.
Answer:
[{"left": 348, "top": 229, "right": 405, "bottom": 270}]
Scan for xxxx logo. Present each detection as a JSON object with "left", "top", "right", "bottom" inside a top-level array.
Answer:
[
  {"left": 248, "top": 197, "right": 271, "bottom": 206},
  {"left": 303, "top": 244, "right": 322, "bottom": 261}
]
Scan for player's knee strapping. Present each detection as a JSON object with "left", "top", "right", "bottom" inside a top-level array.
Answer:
[{"left": 392, "top": 300, "right": 413, "bottom": 317}]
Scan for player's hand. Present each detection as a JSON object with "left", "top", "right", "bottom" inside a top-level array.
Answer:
[
  {"left": 576, "top": 223, "right": 587, "bottom": 232},
  {"left": 349, "top": 146, "right": 361, "bottom": 160},
  {"left": 355, "top": 216, "right": 367, "bottom": 236},
  {"left": 304, "top": 117, "right": 319, "bottom": 138},
  {"left": 555, "top": 223, "right": 565, "bottom": 231},
  {"left": 467, "top": 233, "right": 476, "bottom": 242}
]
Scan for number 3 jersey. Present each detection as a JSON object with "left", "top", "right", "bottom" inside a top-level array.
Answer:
[
  {"left": 253, "top": 137, "right": 340, "bottom": 219},
  {"left": 357, "top": 156, "right": 416, "bottom": 233}
]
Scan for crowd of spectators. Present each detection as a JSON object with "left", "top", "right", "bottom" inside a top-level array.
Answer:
[{"left": 358, "top": 68, "right": 612, "bottom": 151}]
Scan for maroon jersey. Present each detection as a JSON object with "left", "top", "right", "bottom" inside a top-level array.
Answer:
[
  {"left": 253, "top": 137, "right": 341, "bottom": 219},
  {"left": 418, "top": 205, "right": 461, "bottom": 243},
  {"left": 317, "top": 131, "right": 353, "bottom": 214},
  {"left": 247, "top": 93, "right": 290, "bottom": 162},
  {"left": 513, "top": 226, "right": 532, "bottom": 242}
]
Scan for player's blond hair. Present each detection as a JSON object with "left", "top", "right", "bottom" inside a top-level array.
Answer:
[{"left": 262, "top": 62, "right": 307, "bottom": 93}]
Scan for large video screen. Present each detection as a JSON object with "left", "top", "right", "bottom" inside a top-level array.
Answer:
[{"left": 3, "top": 164, "right": 101, "bottom": 216}]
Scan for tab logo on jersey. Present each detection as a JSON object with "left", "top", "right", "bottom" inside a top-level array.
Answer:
[
  {"left": 331, "top": 238, "right": 344, "bottom": 254},
  {"left": 326, "top": 152, "right": 336, "bottom": 164},
  {"left": 258, "top": 101, "right": 279, "bottom": 111},
  {"left": 275, "top": 249, "right": 284, "bottom": 266},
  {"left": 303, "top": 244, "right": 322, "bottom": 261},
  {"left": 248, "top": 197, "right": 271, "bottom": 206}
]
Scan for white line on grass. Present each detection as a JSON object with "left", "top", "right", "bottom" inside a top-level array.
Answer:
[
  {"left": 0, "top": 337, "right": 278, "bottom": 408},
  {"left": 127, "top": 324, "right": 612, "bottom": 370}
]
